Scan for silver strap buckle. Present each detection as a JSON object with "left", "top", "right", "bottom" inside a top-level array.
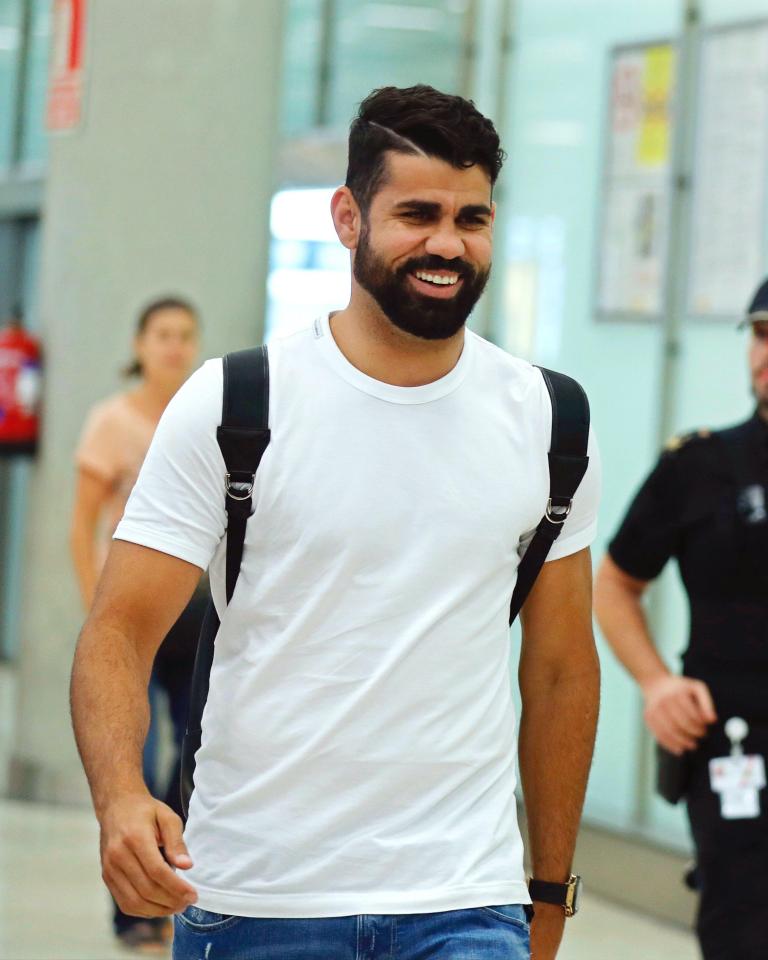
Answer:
[
  {"left": 545, "top": 498, "right": 572, "bottom": 525},
  {"left": 225, "top": 473, "right": 254, "bottom": 501}
]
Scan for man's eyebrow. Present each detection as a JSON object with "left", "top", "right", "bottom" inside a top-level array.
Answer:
[
  {"left": 457, "top": 204, "right": 493, "bottom": 219},
  {"left": 392, "top": 200, "right": 492, "bottom": 218},
  {"left": 392, "top": 200, "right": 441, "bottom": 214}
]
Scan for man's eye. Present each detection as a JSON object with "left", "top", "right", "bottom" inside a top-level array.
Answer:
[{"left": 460, "top": 218, "right": 489, "bottom": 228}]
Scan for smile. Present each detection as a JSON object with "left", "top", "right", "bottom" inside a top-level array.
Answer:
[{"left": 413, "top": 271, "right": 460, "bottom": 286}]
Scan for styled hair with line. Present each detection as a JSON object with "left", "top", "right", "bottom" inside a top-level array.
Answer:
[{"left": 346, "top": 85, "right": 505, "bottom": 212}]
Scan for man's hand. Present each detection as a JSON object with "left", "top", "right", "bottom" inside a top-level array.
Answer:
[
  {"left": 100, "top": 792, "right": 198, "bottom": 917},
  {"left": 71, "top": 542, "right": 203, "bottom": 909},
  {"left": 530, "top": 902, "right": 565, "bottom": 959},
  {"left": 641, "top": 673, "right": 717, "bottom": 754}
]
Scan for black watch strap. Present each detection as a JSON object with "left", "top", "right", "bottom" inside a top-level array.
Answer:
[{"left": 528, "top": 875, "right": 581, "bottom": 916}]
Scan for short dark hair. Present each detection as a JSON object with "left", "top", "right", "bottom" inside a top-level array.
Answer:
[
  {"left": 346, "top": 85, "right": 505, "bottom": 212},
  {"left": 123, "top": 295, "right": 199, "bottom": 378}
]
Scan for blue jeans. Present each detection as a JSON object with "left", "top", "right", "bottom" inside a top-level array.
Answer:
[{"left": 173, "top": 904, "right": 531, "bottom": 959}]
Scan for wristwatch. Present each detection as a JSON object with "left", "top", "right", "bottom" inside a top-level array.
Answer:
[{"left": 528, "top": 874, "right": 582, "bottom": 917}]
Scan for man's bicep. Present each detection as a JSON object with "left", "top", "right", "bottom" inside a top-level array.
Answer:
[
  {"left": 519, "top": 547, "right": 595, "bottom": 676},
  {"left": 90, "top": 541, "right": 203, "bottom": 661},
  {"left": 115, "top": 360, "right": 227, "bottom": 573}
]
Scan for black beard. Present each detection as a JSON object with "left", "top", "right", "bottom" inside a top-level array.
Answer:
[{"left": 353, "top": 227, "right": 490, "bottom": 341}]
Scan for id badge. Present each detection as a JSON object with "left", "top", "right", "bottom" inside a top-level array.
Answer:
[
  {"left": 721, "top": 787, "right": 760, "bottom": 819},
  {"left": 709, "top": 755, "right": 766, "bottom": 820}
]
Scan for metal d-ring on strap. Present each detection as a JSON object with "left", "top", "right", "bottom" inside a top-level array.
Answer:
[
  {"left": 545, "top": 498, "right": 572, "bottom": 524},
  {"left": 225, "top": 474, "right": 255, "bottom": 501}
]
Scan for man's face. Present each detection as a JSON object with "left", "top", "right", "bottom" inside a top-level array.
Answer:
[
  {"left": 749, "top": 320, "right": 768, "bottom": 408},
  {"left": 352, "top": 152, "right": 494, "bottom": 340}
]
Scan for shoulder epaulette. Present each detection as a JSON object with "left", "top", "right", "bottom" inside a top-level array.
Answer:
[{"left": 663, "top": 428, "right": 712, "bottom": 454}]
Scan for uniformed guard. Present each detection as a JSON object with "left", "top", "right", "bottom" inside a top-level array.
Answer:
[{"left": 594, "top": 277, "right": 768, "bottom": 960}]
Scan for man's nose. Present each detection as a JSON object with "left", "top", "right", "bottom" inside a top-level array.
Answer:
[{"left": 424, "top": 226, "right": 465, "bottom": 261}]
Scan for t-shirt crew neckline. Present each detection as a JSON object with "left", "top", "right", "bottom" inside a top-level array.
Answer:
[{"left": 314, "top": 313, "right": 473, "bottom": 405}]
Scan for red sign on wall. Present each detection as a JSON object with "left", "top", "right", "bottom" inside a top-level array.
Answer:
[{"left": 47, "top": 0, "right": 87, "bottom": 132}]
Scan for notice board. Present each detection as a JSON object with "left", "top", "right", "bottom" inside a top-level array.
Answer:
[
  {"left": 596, "top": 43, "right": 676, "bottom": 317},
  {"left": 687, "top": 22, "right": 768, "bottom": 318}
]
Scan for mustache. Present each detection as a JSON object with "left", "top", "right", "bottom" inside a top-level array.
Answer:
[{"left": 396, "top": 255, "right": 477, "bottom": 282}]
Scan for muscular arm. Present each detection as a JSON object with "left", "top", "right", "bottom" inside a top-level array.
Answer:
[
  {"left": 71, "top": 540, "right": 202, "bottom": 916},
  {"left": 518, "top": 548, "right": 599, "bottom": 959},
  {"left": 69, "top": 468, "right": 111, "bottom": 610},
  {"left": 594, "top": 553, "right": 715, "bottom": 755}
]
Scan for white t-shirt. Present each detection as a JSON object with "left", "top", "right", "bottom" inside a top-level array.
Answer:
[{"left": 116, "top": 314, "right": 601, "bottom": 918}]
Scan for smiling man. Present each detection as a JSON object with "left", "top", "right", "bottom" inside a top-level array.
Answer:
[{"left": 71, "top": 85, "right": 601, "bottom": 960}]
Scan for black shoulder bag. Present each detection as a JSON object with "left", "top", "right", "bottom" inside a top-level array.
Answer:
[
  {"left": 180, "top": 346, "right": 270, "bottom": 817},
  {"left": 180, "top": 357, "right": 590, "bottom": 816}
]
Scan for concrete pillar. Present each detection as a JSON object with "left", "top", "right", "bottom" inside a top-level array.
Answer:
[{"left": 9, "top": 0, "right": 284, "bottom": 804}]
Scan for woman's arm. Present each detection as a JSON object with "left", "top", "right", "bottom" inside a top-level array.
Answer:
[{"left": 70, "top": 468, "right": 112, "bottom": 610}]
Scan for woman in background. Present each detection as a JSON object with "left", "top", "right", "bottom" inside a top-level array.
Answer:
[{"left": 70, "top": 296, "right": 205, "bottom": 954}]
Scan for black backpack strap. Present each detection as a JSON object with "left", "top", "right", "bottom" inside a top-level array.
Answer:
[
  {"left": 180, "top": 346, "right": 270, "bottom": 817},
  {"left": 508, "top": 367, "right": 590, "bottom": 624},
  {"left": 216, "top": 346, "right": 271, "bottom": 602}
]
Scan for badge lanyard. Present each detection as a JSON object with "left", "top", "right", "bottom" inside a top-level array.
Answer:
[{"left": 709, "top": 717, "right": 766, "bottom": 820}]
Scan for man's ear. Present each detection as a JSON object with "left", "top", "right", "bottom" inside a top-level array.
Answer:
[{"left": 331, "top": 186, "right": 362, "bottom": 250}]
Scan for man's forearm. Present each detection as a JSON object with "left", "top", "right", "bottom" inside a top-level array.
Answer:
[
  {"left": 594, "top": 558, "right": 667, "bottom": 690},
  {"left": 70, "top": 620, "right": 152, "bottom": 816},
  {"left": 518, "top": 658, "right": 599, "bottom": 880}
]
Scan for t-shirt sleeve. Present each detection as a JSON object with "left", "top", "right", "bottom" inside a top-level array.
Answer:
[
  {"left": 608, "top": 453, "right": 680, "bottom": 580},
  {"left": 75, "top": 402, "right": 123, "bottom": 483},
  {"left": 546, "top": 423, "right": 602, "bottom": 562},
  {"left": 113, "top": 359, "right": 227, "bottom": 571}
]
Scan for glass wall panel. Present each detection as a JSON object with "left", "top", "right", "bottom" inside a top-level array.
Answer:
[
  {"left": 327, "top": 0, "right": 469, "bottom": 128},
  {"left": 280, "top": 0, "right": 326, "bottom": 136},
  {"left": 0, "top": 0, "right": 22, "bottom": 171},
  {"left": 500, "top": 0, "right": 685, "bottom": 842},
  {"left": 266, "top": 187, "right": 350, "bottom": 341},
  {"left": 279, "top": 0, "right": 473, "bottom": 134},
  {"left": 18, "top": 0, "right": 51, "bottom": 169}
]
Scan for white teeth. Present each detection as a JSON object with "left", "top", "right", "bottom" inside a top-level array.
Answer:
[{"left": 414, "top": 271, "right": 459, "bottom": 286}]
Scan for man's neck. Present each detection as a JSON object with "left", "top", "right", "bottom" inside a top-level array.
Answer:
[{"left": 329, "top": 293, "right": 465, "bottom": 388}]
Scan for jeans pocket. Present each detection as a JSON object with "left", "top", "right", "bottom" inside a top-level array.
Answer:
[
  {"left": 479, "top": 903, "right": 531, "bottom": 930},
  {"left": 176, "top": 905, "right": 243, "bottom": 932}
]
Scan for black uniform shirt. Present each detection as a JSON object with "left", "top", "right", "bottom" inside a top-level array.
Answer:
[{"left": 609, "top": 413, "right": 768, "bottom": 720}]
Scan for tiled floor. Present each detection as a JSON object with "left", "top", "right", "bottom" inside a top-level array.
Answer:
[{"left": 0, "top": 799, "right": 700, "bottom": 959}]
